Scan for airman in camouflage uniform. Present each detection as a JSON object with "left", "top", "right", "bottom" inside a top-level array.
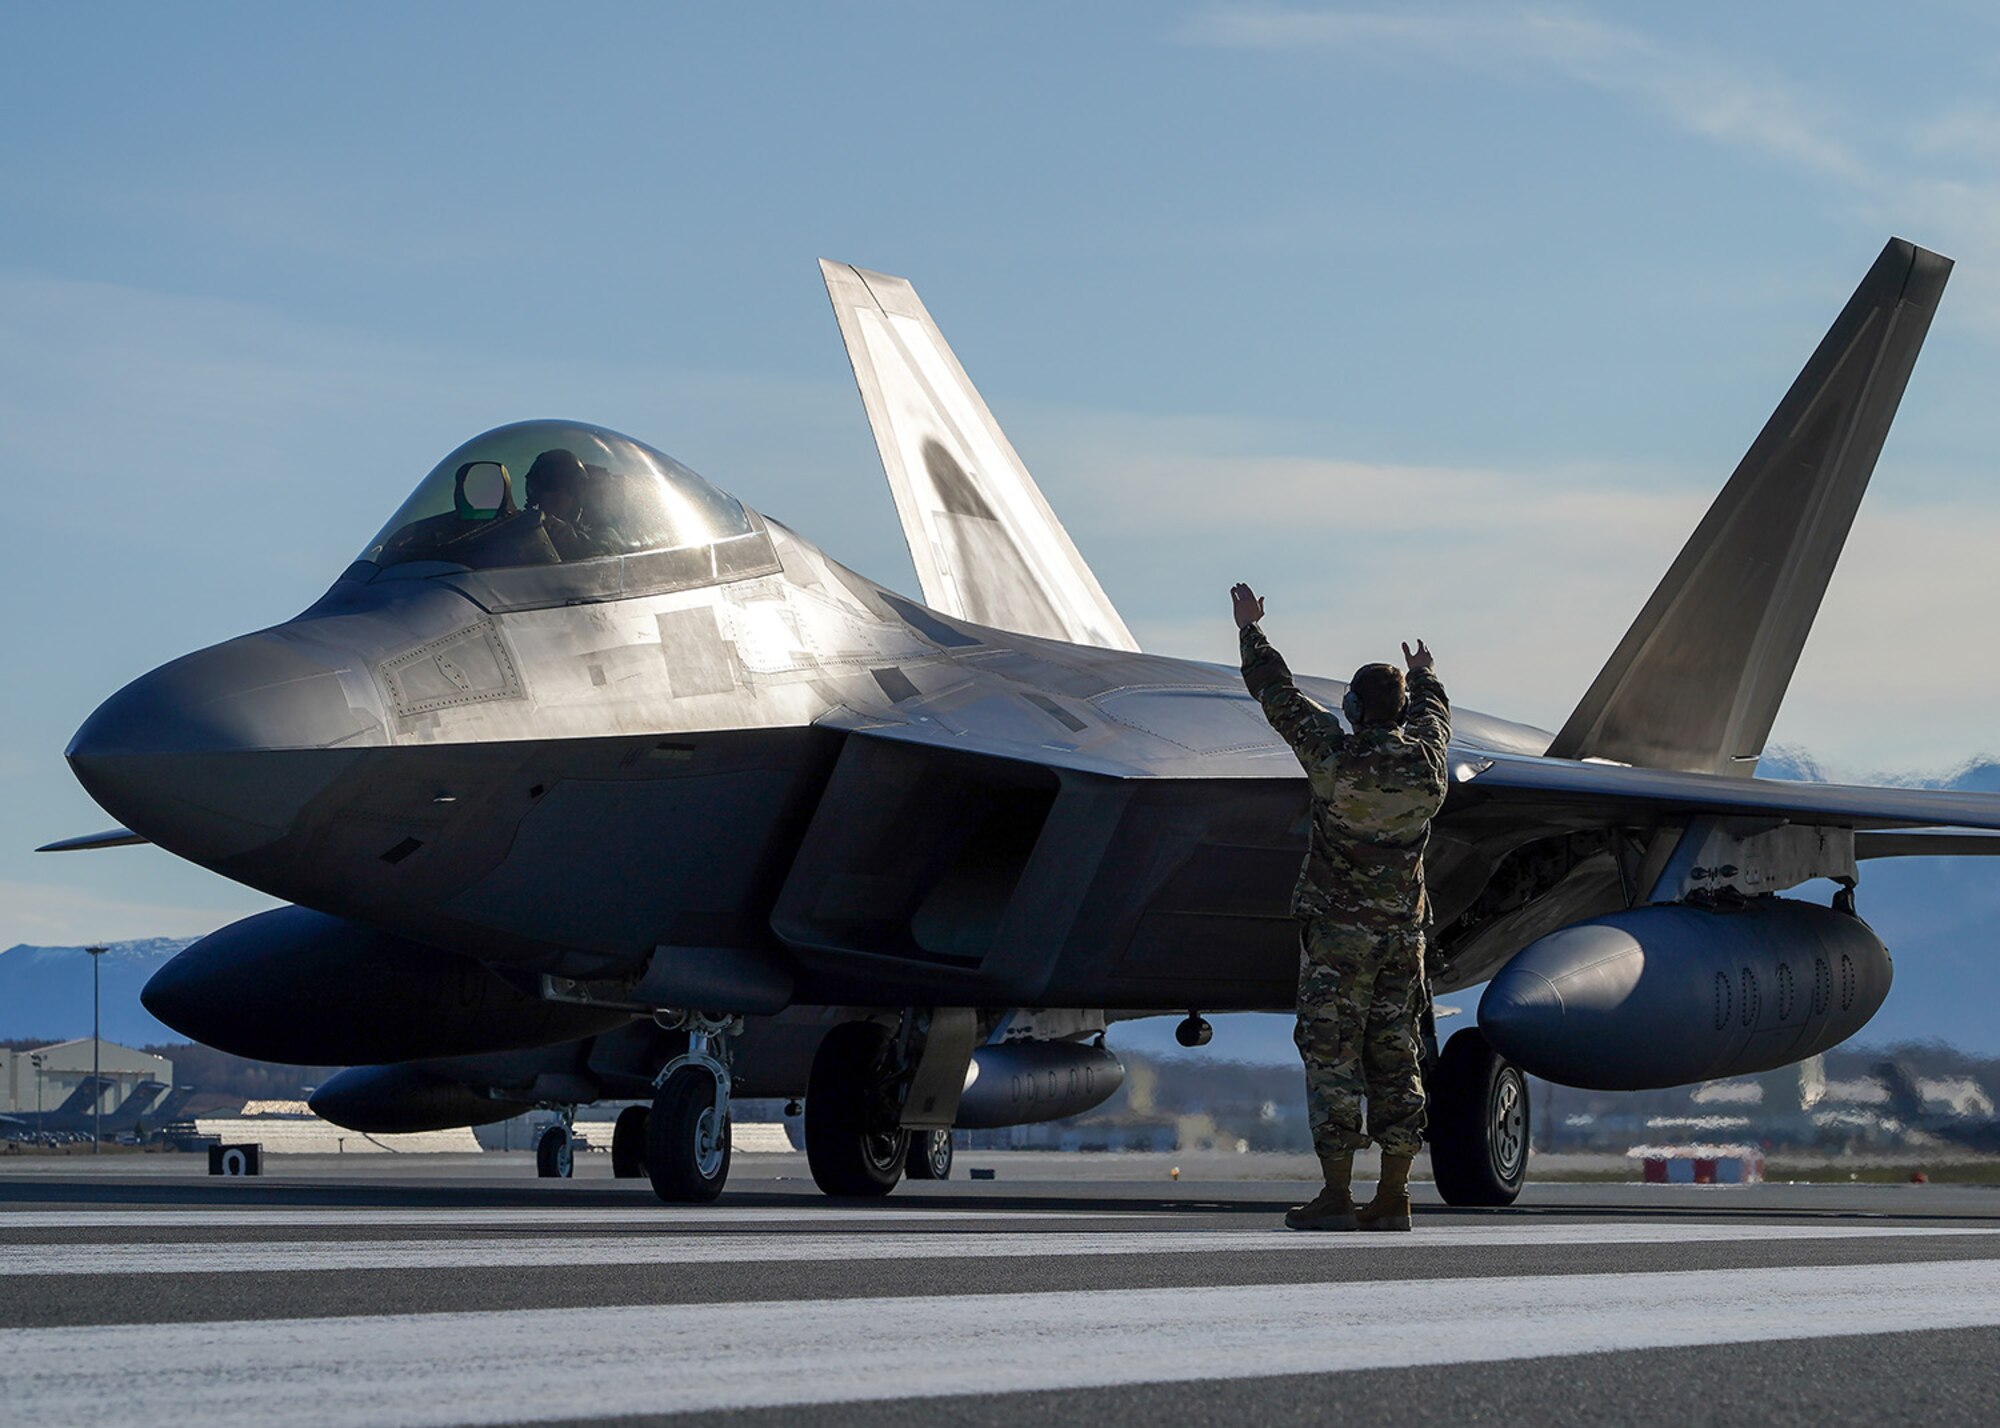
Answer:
[{"left": 1231, "top": 582, "right": 1450, "bottom": 1231}]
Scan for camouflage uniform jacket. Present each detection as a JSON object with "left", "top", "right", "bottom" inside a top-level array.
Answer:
[{"left": 1240, "top": 623, "right": 1451, "bottom": 925}]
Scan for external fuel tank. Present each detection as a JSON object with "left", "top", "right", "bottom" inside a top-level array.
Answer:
[{"left": 1478, "top": 898, "right": 1891, "bottom": 1091}]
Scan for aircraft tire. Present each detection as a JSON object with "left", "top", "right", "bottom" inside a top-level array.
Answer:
[
  {"left": 646, "top": 1066, "right": 731, "bottom": 1204},
  {"left": 1428, "top": 1027, "right": 1528, "bottom": 1207},
  {"left": 611, "top": 1104, "right": 650, "bottom": 1179},
  {"left": 535, "top": 1123, "right": 573, "bottom": 1179},
  {"left": 905, "top": 1128, "right": 953, "bottom": 1181},
  {"left": 805, "top": 1021, "right": 908, "bottom": 1197}
]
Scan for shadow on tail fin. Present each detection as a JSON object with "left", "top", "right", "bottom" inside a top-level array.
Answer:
[
  {"left": 1548, "top": 239, "right": 1951, "bottom": 773},
  {"left": 820, "top": 260, "right": 1140, "bottom": 652}
]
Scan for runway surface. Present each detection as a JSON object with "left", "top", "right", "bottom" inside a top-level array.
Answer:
[{"left": 4, "top": 1154, "right": 1998, "bottom": 1426}]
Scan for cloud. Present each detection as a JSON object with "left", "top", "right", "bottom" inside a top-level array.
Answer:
[
  {"left": 1065, "top": 445, "right": 1707, "bottom": 735},
  {"left": 1913, "top": 107, "right": 2000, "bottom": 162},
  {"left": 1178, "top": 6, "right": 1866, "bottom": 181},
  {"left": 1007, "top": 402, "right": 2000, "bottom": 767},
  {"left": 1176, "top": 7, "right": 2000, "bottom": 343},
  {"left": 1769, "top": 498, "right": 2000, "bottom": 768}
]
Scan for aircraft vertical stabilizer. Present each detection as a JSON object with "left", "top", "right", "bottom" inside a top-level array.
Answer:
[
  {"left": 1548, "top": 238, "right": 1951, "bottom": 773},
  {"left": 820, "top": 260, "right": 1140, "bottom": 651}
]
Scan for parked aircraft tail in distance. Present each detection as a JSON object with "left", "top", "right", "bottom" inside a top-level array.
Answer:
[
  {"left": 1876, "top": 1058, "right": 1929, "bottom": 1124},
  {"left": 1873, "top": 1058, "right": 2000, "bottom": 1153},
  {"left": 1548, "top": 238, "right": 1951, "bottom": 774},
  {"left": 5, "top": 1074, "right": 116, "bottom": 1135}
]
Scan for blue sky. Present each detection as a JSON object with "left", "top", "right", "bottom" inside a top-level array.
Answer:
[{"left": 6, "top": 2, "right": 2000, "bottom": 947}]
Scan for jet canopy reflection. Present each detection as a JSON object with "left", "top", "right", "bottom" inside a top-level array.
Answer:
[{"left": 362, "top": 421, "right": 754, "bottom": 571}]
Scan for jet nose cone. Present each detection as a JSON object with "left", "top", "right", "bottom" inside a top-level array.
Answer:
[
  {"left": 67, "top": 633, "right": 382, "bottom": 861},
  {"left": 70, "top": 634, "right": 372, "bottom": 760}
]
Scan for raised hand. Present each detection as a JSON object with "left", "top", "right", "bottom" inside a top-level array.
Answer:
[
  {"left": 1402, "top": 639, "right": 1434, "bottom": 673},
  {"left": 1231, "top": 582, "right": 1266, "bottom": 630}
]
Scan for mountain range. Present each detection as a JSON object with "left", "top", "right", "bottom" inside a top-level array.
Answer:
[
  {"left": 6, "top": 749, "right": 1999, "bottom": 1063},
  {"left": 0, "top": 937, "right": 197, "bottom": 1047}
]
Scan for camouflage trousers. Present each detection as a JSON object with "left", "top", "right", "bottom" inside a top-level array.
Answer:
[{"left": 1294, "top": 915, "right": 1428, "bottom": 1159}]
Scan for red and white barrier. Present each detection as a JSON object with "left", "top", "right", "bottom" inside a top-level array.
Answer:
[{"left": 1628, "top": 1143, "right": 1764, "bottom": 1185}]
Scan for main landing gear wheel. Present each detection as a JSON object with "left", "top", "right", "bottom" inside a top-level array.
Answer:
[
  {"left": 805, "top": 1021, "right": 909, "bottom": 1197},
  {"left": 1428, "top": 1027, "right": 1529, "bottom": 1207},
  {"left": 611, "top": 1104, "right": 650, "bottom": 1179},
  {"left": 535, "top": 1123, "right": 573, "bottom": 1179},
  {"left": 906, "top": 1128, "right": 954, "bottom": 1181},
  {"left": 646, "top": 1066, "right": 731, "bottom": 1204}
]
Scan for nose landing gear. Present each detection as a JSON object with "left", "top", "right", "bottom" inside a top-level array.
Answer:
[{"left": 644, "top": 1012, "right": 741, "bottom": 1204}]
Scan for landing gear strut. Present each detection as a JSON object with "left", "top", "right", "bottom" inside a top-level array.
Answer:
[
  {"left": 805, "top": 1021, "right": 909, "bottom": 1196},
  {"left": 1428, "top": 1026, "right": 1529, "bottom": 1206},
  {"left": 645, "top": 1013, "right": 739, "bottom": 1204}
]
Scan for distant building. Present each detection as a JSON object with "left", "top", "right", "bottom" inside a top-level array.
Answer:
[
  {"left": 192, "top": 1100, "right": 479, "bottom": 1153},
  {"left": 0, "top": 1039, "right": 173, "bottom": 1117},
  {"left": 1818, "top": 1076, "right": 1992, "bottom": 1117}
]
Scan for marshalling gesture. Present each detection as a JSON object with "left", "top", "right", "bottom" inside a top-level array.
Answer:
[{"left": 1231, "top": 584, "right": 1451, "bottom": 1232}]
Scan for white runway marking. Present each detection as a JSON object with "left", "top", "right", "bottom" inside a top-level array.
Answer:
[
  {"left": 4, "top": 1221, "right": 1997, "bottom": 1276},
  {"left": 0, "top": 1205, "right": 1111, "bottom": 1231},
  {"left": 7, "top": 1259, "right": 2000, "bottom": 1425}
]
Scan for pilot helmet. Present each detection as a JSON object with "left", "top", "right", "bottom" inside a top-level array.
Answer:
[{"left": 525, "top": 448, "right": 588, "bottom": 507}]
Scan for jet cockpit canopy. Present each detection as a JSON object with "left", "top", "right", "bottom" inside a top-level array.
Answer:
[{"left": 362, "top": 421, "right": 754, "bottom": 572}]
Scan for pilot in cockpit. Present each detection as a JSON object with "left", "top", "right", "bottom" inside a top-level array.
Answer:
[{"left": 523, "top": 449, "right": 604, "bottom": 561}]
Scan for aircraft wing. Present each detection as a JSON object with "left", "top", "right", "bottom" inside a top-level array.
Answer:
[
  {"left": 838, "top": 715, "right": 2000, "bottom": 845},
  {"left": 1454, "top": 751, "right": 2000, "bottom": 838},
  {"left": 36, "top": 827, "right": 149, "bottom": 852},
  {"left": 1851, "top": 828, "right": 2000, "bottom": 859}
]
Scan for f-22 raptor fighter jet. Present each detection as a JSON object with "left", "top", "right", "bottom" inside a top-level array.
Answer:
[{"left": 47, "top": 238, "right": 2000, "bottom": 1205}]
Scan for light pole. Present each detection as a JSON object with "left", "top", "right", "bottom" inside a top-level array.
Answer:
[
  {"left": 86, "top": 945, "right": 107, "bottom": 1153},
  {"left": 30, "top": 1052, "right": 44, "bottom": 1135}
]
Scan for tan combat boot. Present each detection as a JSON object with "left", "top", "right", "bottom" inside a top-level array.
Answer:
[
  {"left": 1284, "top": 1150, "right": 1357, "bottom": 1231},
  {"left": 1356, "top": 1152, "right": 1414, "bottom": 1231}
]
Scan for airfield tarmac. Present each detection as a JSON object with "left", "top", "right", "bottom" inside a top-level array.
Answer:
[{"left": 3, "top": 1152, "right": 1998, "bottom": 1427}]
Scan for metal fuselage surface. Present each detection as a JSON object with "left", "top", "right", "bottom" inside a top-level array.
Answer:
[{"left": 70, "top": 503, "right": 1556, "bottom": 1018}]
